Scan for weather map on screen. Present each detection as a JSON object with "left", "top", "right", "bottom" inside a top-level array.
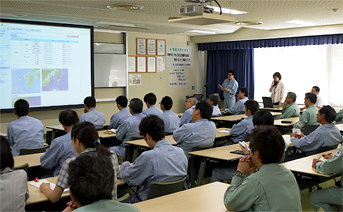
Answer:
[{"left": 0, "top": 20, "right": 93, "bottom": 111}]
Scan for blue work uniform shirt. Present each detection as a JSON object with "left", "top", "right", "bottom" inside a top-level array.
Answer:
[
  {"left": 108, "top": 108, "right": 131, "bottom": 129},
  {"left": 291, "top": 123, "right": 342, "bottom": 153},
  {"left": 142, "top": 105, "right": 163, "bottom": 116},
  {"left": 79, "top": 108, "right": 106, "bottom": 129},
  {"left": 180, "top": 105, "right": 195, "bottom": 126},
  {"left": 110, "top": 113, "right": 146, "bottom": 157},
  {"left": 120, "top": 139, "right": 188, "bottom": 202},
  {"left": 229, "top": 115, "right": 254, "bottom": 144},
  {"left": 160, "top": 110, "right": 180, "bottom": 132},
  {"left": 40, "top": 129, "right": 78, "bottom": 176},
  {"left": 173, "top": 119, "right": 217, "bottom": 158},
  {"left": 225, "top": 97, "right": 248, "bottom": 115},
  {"left": 7, "top": 115, "right": 45, "bottom": 156}
]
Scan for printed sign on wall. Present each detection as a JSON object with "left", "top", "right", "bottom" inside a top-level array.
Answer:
[
  {"left": 166, "top": 46, "right": 191, "bottom": 67},
  {"left": 169, "top": 68, "right": 188, "bottom": 87}
]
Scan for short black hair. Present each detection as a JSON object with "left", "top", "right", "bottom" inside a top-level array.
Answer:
[
  {"left": 72, "top": 122, "right": 111, "bottom": 156},
  {"left": 273, "top": 72, "right": 282, "bottom": 80},
  {"left": 0, "top": 136, "right": 14, "bottom": 169},
  {"left": 14, "top": 99, "right": 29, "bottom": 117},
  {"left": 139, "top": 115, "right": 165, "bottom": 142},
  {"left": 129, "top": 98, "right": 143, "bottom": 113},
  {"left": 68, "top": 153, "right": 114, "bottom": 206},
  {"left": 228, "top": 70, "right": 235, "bottom": 75},
  {"left": 144, "top": 93, "right": 157, "bottom": 105},
  {"left": 116, "top": 96, "right": 128, "bottom": 108},
  {"left": 195, "top": 101, "right": 213, "bottom": 120},
  {"left": 239, "top": 87, "right": 248, "bottom": 97},
  {"left": 161, "top": 96, "right": 173, "bottom": 110},
  {"left": 249, "top": 125, "right": 285, "bottom": 164},
  {"left": 59, "top": 110, "right": 79, "bottom": 127},
  {"left": 313, "top": 86, "right": 320, "bottom": 93},
  {"left": 287, "top": 92, "right": 296, "bottom": 102},
  {"left": 208, "top": 94, "right": 219, "bottom": 105},
  {"left": 244, "top": 100, "right": 259, "bottom": 115},
  {"left": 305, "top": 92, "right": 317, "bottom": 104},
  {"left": 253, "top": 109, "right": 274, "bottom": 126},
  {"left": 84, "top": 96, "right": 96, "bottom": 108},
  {"left": 319, "top": 105, "right": 337, "bottom": 123}
]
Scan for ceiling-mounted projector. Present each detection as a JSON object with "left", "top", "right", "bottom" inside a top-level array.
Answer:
[{"left": 169, "top": 0, "right": 235, "bottom": 25}]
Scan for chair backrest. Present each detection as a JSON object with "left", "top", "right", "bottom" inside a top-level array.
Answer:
[
  {"left": 130, "top": 136, "right": 144, "bottom": 141},
  {"left": 303, "top": 124, "right": 320, "bottom": 135},
  {"left": 19, "top": 143, "right": 49, "bottom": 155},
  {"left": 13, "top": 163, "right": 29, "bottom": 174},
  {"left": 165, "top": 131, "right": 173, "bottom": 136},
  {"left": 243, "top": 133, "right": 252, "bottom": 142},
  {"left": 146, "top": 176, "right": 186, "bottom": 200},
  {"left": 116, "top": 193, "right": 130, "bottom": 203}
]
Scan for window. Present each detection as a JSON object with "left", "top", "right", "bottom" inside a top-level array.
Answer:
[{"left": 254, "top": 44, "right": 343, "bottom": 107}]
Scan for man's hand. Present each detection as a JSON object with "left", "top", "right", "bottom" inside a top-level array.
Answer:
[
  {"left": 312, "top": 159, "right": 322, "bottom": 168},
  {"left": 237, "top": 156, "right": 257, "bottom": 175},
  {"left": 223, "top": 88, "right": 228, "bottom": 92},
  {"left": 39, "top": 182, "right": 50, "bottom": 193}
]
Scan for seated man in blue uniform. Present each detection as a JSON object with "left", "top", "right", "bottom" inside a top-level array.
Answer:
[
  {"left": 120, "top": 115, "right": 187, "bottom": 203},
  {"left": 279, "top": 92, "right": 300, "bottom": 119},
  {"left": 40, "top": 110, "right": 79, "bottom": 176},
  {"left": 179, "top": 97, "right": 198, "bottom": 126},
  {"left": 108, "top": 96, "right": 131, "bottom": 129},
  {"left": 227, "top": 99, "right": 259, "bottom": 145},
  {"left": 290, "top": 105, "right": 342, "bottom": 159},
  {"left": 79, "top": 96, "right": 106, "bottom": 129},
  {"left": 110, "top": 98, "right": 146, "bottom": 157},
  {"left": 173, "top": 101, "right": 217, "bottom": 158},
  {"left": 7, "top": 99, "right": 44, "bottom": 156},
  {"left": 223, "top": 87, "right": 249, "bottom": 115},
  {"left": 223, "top": 125, "right": 302, "bottom": 211},
  {"left": 159, "top": 96, "right": 180, "bottom": 132},
  {"left": 63, "top": 153, "right": 140, "bottom": 212},
  {"left": 142, "top": 93, "right": 163, "bottom": 116},
  {"left": 207, "top": 94, "right": 221, "bottom": 116},
  {"left": 310, "top": 145, "right": 343, "bottom": 211}
]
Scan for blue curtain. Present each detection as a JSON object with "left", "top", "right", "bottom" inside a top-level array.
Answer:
[
  {"left": 206, "top": 49, "right": 254, "bottom": 100},
  {"left": 199, "top": 34, "right": 343, "bottom": 51}
]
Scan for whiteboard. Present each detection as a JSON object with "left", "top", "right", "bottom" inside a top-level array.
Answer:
[{"left": 94, "top": 54, "right": 126, "bottom": 87}]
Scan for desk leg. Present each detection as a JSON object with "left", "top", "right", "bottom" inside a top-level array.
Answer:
[
  {"left": 196, "top": 158, "right": 207, "bottom": 187},
  {"left": 52, "top": 130, "right": 56, "bottom": 140}
]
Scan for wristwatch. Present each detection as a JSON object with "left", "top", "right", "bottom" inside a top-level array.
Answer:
[{"left": 234, "top": 170, "right": 244, "bottom": 178}]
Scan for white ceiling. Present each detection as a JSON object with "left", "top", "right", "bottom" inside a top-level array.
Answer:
[{"left": 1, "top": 0, "right": 343, "bottom": 36}]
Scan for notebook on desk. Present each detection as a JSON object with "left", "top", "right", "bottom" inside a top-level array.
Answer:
[
  {"left": 29, "top": 179, "right": 69, "bottom": 193},
  {"left": 262, "top": 97, "right": 274, "bottom": 108}
]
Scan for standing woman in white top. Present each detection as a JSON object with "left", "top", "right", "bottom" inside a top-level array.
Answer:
[
  {"left": 269, "top": 72, "right": 285, "bottom": 106},
  {"left": 0, "top": 136, "right": 29, "bottom": 212}
]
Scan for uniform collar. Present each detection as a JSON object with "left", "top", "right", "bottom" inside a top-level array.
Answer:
[
  {"left": 0, "top": 167, "right": 13, "bottom": 174},
  {"left": 81, "top": 148, "right": 96, "bottom": 154},
  {"left": 88, "top": 108, "right": 96, "bottom": 112},
  {"left": 155, "top": 139, "right": 171, "bottom": 148}
]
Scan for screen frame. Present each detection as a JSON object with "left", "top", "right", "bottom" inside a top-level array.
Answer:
[{"left": 0, "top": 18, "right": 94, "bottom": 113}]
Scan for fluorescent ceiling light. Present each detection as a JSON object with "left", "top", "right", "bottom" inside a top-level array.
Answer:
[
  {"left": 284, "top": 20, "right": 316, "bottom": 26},
  {"left": 187, "top": 30, "right": 216, "bottom": 34},
  {"left": 206, "top": 6, "right": 247, "bottom": 15}
]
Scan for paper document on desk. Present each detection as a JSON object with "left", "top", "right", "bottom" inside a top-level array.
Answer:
[
  {"left": 29, "top": 179, "right": 69, "bottom": 193},
  {"left": 104, "top": 129, "right": 116, "bottom": 134},
  {"left": 218, "top": 130, "right": 231, "bottom": 134}
]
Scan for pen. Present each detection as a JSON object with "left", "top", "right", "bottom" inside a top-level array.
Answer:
[{"left": 319, "top": 152, "right": 332, "bottom": 160}]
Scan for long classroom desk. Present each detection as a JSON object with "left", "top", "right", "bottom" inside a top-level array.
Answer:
[
  {"left": 281, "top": 149, "right": 339, "bottom": 177},
  {"left": 0, "top": 132, "right": 7, "bottom": 137},
  {"left": 212, "top": 112, "right": 282, "bottom": 122},
  {"left": 336, "top": 123, "right": 343, "bottom": 132},
  {"left": 273, "top": 116, "right": 299, "bottom": 127},
  {"left": 134, "top": 182, "right": 232, "bottom": 212},
  {"left": 14, "top": 152, "right": 44, "bottom": 168},
  {"left": 26, "top": 177, "right": 126, "bottom": 205},
  {"left": 125, "top": 128, "right": 232, "bottom": 161}
]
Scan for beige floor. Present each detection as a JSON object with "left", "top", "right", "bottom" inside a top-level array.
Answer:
[{"left": 301, "top": 177, "right": 341, "bottom": 211}]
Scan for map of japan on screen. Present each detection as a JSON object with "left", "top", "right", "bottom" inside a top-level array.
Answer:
[{"left": 0, "top": 21, "right": 92, "bottom": 110}]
